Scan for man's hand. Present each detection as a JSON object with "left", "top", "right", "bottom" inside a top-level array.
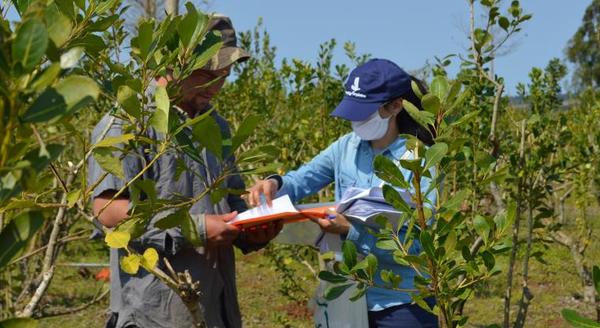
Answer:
[
  {"left": 246, "top": 178, "right": 278, "bottom": 207},
  {"left": 243, "top": 221, "right": 283, "bottom": 245},
  {"left": 309, "top": 211, "right": 351, "bottom": 236},
  {"left": 205, "top": 212, "right": 240, "bottom": 246}
]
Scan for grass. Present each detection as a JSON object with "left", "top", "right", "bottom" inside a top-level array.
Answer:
[{"left": 35, "top": 221, "right": 598, "bottom": 328}]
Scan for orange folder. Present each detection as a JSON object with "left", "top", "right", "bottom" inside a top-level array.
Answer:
[{"left": 231, "top": 205, "right": 335, "bottom": 229}]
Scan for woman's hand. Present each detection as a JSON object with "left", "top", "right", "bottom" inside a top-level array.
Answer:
[
  {"left": 246, "top": 178, "right": 278, "bottom": 207},
  {"left": 309, "top": 210, "right": 351, "bottom": 236}
]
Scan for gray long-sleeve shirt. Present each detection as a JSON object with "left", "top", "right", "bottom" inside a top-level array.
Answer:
[{"left": 88, "top": 110, "right": 258, "bottom": 328}]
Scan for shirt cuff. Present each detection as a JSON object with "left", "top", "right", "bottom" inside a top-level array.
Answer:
[
  {"left": 345, "top": 224, "right": 360, "bottom": 242},
  {"left": 265, "top": 174, "right": 283, "bottom": 191},
  {"left": 191, "top": 213, "right": 207, "bottom": 247}
]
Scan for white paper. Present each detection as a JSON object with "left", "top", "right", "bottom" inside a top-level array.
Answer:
[{"left": 229, "top": 194, "right": 298, "bottom": 225}]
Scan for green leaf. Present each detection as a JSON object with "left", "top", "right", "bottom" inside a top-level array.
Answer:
[
  {"left": 190, "top": 31, "right": 223, "bottom": 71},
  {"left": 66, "top": 189, "right": 81, "bottom": 208},
  {"left": 411, "top": 80, "right": 423, "bottom": 99},
  {"left": 150, "top": 86, "right": 170, "bottom": 134},
  {"left": 232, "top": 115, "right": 260, "bottom": 152},
  {"left": 450, "top": 110, "right": 481, "bottom": 127},
  {"left": 117, "top": 85, "right": 141, "bottom": 118},
  {"left": 192, "top": 115, "right": 222, "bottom": 159},
  {"left": 421, "top": 94, "right": 441, "bottom": 114},
  {"left": 445, "top": 80, "right": 462, "bottom": 105},
  {"left": 30, "top": 63, "right": 61, "bottom": 92},
  {"left": 382, "top": 184, "right": 412, "bottom": 214},
  {"left": 120, "top": 254, "right": 141, "bottom": 274},
  {"left": 498, "top": 16, "right": 510, "bottom": 31},
  {"left": 403, "top": 99, "right": 435, "bottom": 130},
  {"left": 473, "top": 215, "right": 491, "bottom": 245},
  {"left": 13, "top": 0, "right": 34, "bottom": 16},
  {"left": 323, "top": 283, "right": 353, "bottom": 301},
  {"left": 0, "top": 211, "right": 44, "bottom": 269},
  {"left": 71, "top": 34, "right": 106, "bottom": 56},
  {"left": 60, "top": 47, "right": 84, "bottom": 69},
  {"left": 55, "top": 75, "right": 100, "bottom": 113},
  {"left": 45, "top": 4, "right": 72, "bottom": 48},
  {"left": 420, "top": 230, "right": 436, "bottom": 259},
  {"left": 481, "top": 251, "right": 495, "bottom": 271},
  {"left": 141, "top": 248, "right": 159, "bottom": 270},
  {"left": 318, "top": 271, "right": 348, "bottom": 284},
  {"left": 373, "top": 155, "right": 409, "bottom": 189},
  {"left": 561, "top": 309, "right": 600, "bottom": 328},
  {"left": 342, "top": 240, "right": 357, "bottom": 268},
  {"left": 177, "top": 3, "right": 207, "bottom": 50},
  {"left": 105, "top": 231, "right": 131, "bottom": 249},
  {"left": 181, "top": 211, "right": 202, "bottom": 247},
  {"left": 22, "top": 88, "right": 67, "bottom": 123},
  {"left": 430, "top": 76, "right": 449, "bottom": 101},
  {"left": 93, "top": 147, "right": 124, "bottom": 179},
  {"left": 399, "top": 158, "right": 423, "bottom": 174},
  {"left": 441, "top": 190, "right": 468, "bottom": 212},
  {"left": 593, "top": 266, "right": 600, "bottom": 295},
  {"left": 13, "top": 19, "right": 48, "bottom": 72},
  {"left": 95, "top": 0, "right": 120, "bottom": 14},
  {"left": 348, "top": 284, "right": 367, "bottom": 302},
  {"left": 154, "top": 209, "right": 187, "bottom": 229},
  {"left": 89, "top": 15, "right": 119, "bottom": 32},
  {"left": 424, "top": 143, "right": 448, "bottom": 171},
  {"left": 94, "top": 133, "right": 135, "bottom": 148},
  {"left": 134, "top": 19, "right": 154, "bottom": 61},
  {"left": 0, "top": 318, "right": 38, "bottom": 328},
  {"left": 376, "top": 239, "right": 397, "bottom": 251}
]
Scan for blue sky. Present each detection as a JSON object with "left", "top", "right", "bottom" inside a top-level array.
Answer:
[{"left": 207, "top": 1, "right": 590, "bottom": 95}]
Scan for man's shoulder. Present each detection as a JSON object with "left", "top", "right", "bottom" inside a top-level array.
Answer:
[{"left": 91, "top": 114, "right": 127, "bottom": 143}]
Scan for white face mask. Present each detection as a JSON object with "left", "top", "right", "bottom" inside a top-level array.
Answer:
[{"left": 351, "top": 111, "right": 390, "bottom": 140}]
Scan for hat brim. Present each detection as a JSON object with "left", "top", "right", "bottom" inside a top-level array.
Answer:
[
  {"left": 205, "top": 46, "right": 251, "bottom": 70},
  {"left": 331, "top": 97, "right": 383, "bottom": 121}
]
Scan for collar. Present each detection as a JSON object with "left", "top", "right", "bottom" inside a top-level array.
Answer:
[{"left": 351, "top": 132, "right": 407, "bottom": 159}]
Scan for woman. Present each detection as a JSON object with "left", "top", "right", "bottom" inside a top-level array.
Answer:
[{"left": 248, "top": 58, "right": 438, "bottom": 328}]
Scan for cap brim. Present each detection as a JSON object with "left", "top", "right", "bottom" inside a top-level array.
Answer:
[
  {"left": 331, "top": 97, "right": 383, "bottom": 121},
  {"left": 206, "top": 46, "right": 251, "bottom": 70}
]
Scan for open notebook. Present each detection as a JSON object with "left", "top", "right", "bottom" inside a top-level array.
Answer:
[{"left": 229, "top": 195, "right": 336, "bottom": 229}]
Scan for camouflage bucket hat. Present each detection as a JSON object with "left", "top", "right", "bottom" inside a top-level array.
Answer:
[{"left": 201, "top": 14, "right": 250, "bottom": 70}]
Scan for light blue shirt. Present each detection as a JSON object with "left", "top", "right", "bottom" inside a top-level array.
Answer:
[{"left": 276, "top": 132, "right": 435, "bottom": 311}]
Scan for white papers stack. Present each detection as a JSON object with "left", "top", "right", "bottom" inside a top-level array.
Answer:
[
  {"left": 229, "top": 194, "right": 297, "bottom": 225},
  {"left": 336, "top": 187, "right": 414, "bottom": 228}
]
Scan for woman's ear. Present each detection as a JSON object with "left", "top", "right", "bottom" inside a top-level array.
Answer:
[{"left": 391, "top": 97, "right": 404, "bottom": 115}]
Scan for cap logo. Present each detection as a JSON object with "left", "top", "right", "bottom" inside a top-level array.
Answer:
[{"left": 345, "top": 77, "right": 367, "bottom": 99}]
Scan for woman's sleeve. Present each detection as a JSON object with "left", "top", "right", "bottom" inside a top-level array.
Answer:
[{"left": 275, "top": 141, "right": 338, "bottom": 203}]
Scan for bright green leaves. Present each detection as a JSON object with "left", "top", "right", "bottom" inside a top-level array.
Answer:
[
  {"left": 92, "top": 133, "right": 135, "bottom": 180},
  {"left": 403, "top": 99, "right": 435, "bottom": 130},
  {"left": 178, "top": 3, "right": 209, "bottom": 53},
  {"left": 561, "top": 309, "right": 600, "bottom": 328},
  {"left": 23, "top": 75, "right": 100, "bottom": 123},
  {"left": 136, "top": 20, "right": 154, "bottom": 61},
  {"left": 45, "top": 3, "right": 73, "bottom": 48},
  {"left": 323, "top": 283, "right": 353, "bottom": 301},
  {"left": 424, "top": 143, "right": 448, "bottom": 172},
  {"left": 105, "top": 230, "right": 131, "bottom": 249},
  {"left": 430, "top": 76, "right": 450, "bottom": 102},
  {"left": 150, "top": 85, "right": 170, "bottom": 134},
  {"left": 473, "top": 215, "right": 491, "bottom": 245},
  {"left": 59, "top": 47, "right": 84, "bottom": 69},
  {"left": 192, "top": 115, "right": 223, "bottom": 159},
  {"left": 0, "top": 211, "right": 44, "bottom": 269},
  {"left": 342, "top": 240, "right": 357, "bottom": 268},
  {"left": 12, "top": 19, "right": 48, "bottom": 72},
  {"left": 382, "top": 184, "right": 412, "bottom": 214},
  {"left": 155, "top": 209, "right": 203, "bottom": 247},
  {"left": 117, "top": 85, "right": 142, "bottom": 119},
  {"left": 373, "top": 155, "right": 409, "bottom": 189}
]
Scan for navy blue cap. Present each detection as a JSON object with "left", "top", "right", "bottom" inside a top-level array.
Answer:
[{"left": 331, "top": 58, "right": 411, "bottom": 121}]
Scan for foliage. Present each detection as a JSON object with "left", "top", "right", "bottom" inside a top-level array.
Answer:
[
  {"left": 0, "top": 0, "right": 276, "bottom": 325},
  {"left": 566, "top": 0, "right": 600, "bottom": 90}
]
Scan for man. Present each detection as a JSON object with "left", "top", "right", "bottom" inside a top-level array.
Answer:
[{"left": 89, "top": 15, "right": 282, "bottom": 328}]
